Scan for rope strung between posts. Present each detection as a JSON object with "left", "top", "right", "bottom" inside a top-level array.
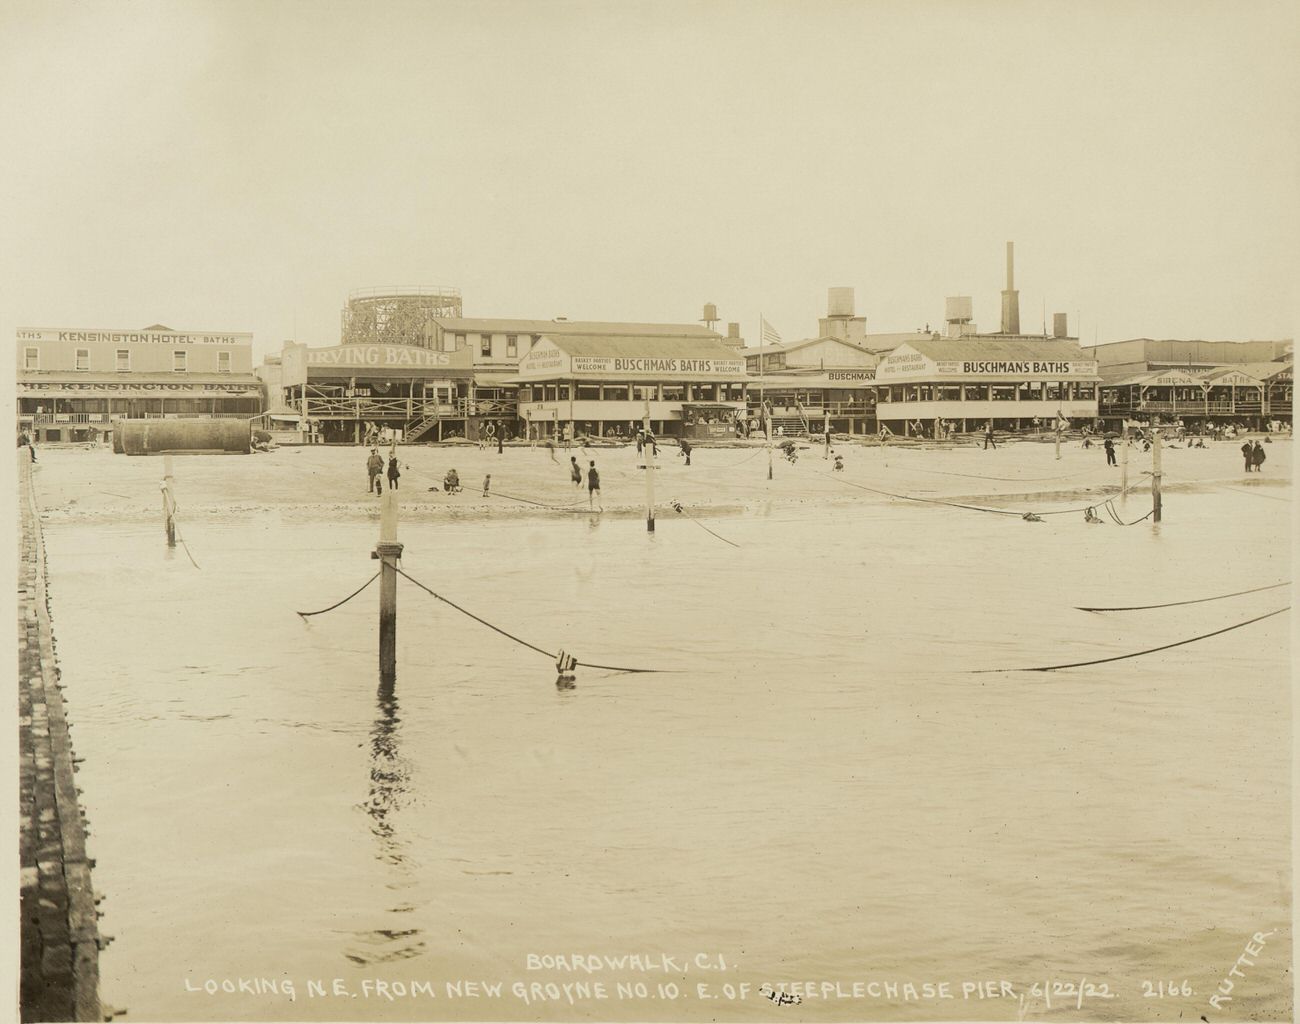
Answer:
[
  {"left": 1076, "top": 580, "right": 1291, "bottom": 613},
  {"left": 394, "top": 566, "right": 662, "bottom": 675},
  {"left": 668, "top": 500, "right": 741, "bottom": 548},
  {"left": 296, "top": 571, "right": 380, "bottom": 618},
  {"left": 974, "top": 606, "right": 1290, "bottom": 673}
]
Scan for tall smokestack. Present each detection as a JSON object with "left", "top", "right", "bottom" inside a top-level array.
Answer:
[{"left": 1000, "top": 241, "right": 1020, "bottom": 334}]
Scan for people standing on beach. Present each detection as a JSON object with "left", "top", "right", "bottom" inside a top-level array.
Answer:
[
  {"left": 386, "top": 455, "right": 401, "bottom": 490},
  {"left": 983, "top": 422, "right": 997, "bottom": 450},
  {"left": 587, "top": 460, "right": 602, "bottom": 511},
  {"left": 367, "top": 448, "right": 384, "bottom": 494},
  {"left": 679, "top": 439, "right": 692, "bottom": 466},
  {"left": 1241, "top": 440, "right": 1254, "bottom": 471},
  {"left": 1252, "top": 440, "right": 1266, "bottom": 472},
  {"left": 496, "top": 428, "right": 504, "bottom": 455},
  {"left": 570, "top": 455, "right": 583, "bottom": 487},
  {"left": 1103, "top": 436, "right": 1116, "bottom": 466},
  {"left": 482, "top": 474, "right": 491, "bottom": 496},
  {"left": 824, "top": 425, "right": 833, "bottom": 458}
]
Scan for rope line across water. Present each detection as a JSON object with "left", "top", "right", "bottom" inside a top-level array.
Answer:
[
  {"left": 975, "top": 606, "right": 1290, "bottom": 673},
  {"left": 1076, "top": 580, "right": 1291, "bottom": 613},
  {"left": 395, "top": 567, "right": 661, "bottom": 675},
  {"left": 296, "top": 571, "right": 380, "bottom": 618}
]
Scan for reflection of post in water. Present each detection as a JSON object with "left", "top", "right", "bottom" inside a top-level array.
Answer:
[{"left": 365, "top": 679, "right": 411, "bottom": 862}]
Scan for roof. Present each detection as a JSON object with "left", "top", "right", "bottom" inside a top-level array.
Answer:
[
  {"left": 432, "top": 317, "right": 719, "bottom": 339},
  {"left": 743, "top": 335, "right": 883, "bottom": 358},
  {"left": 1108, "top": 361, "right": 1293, "bottom": 388},
  {"left": 17, "top": 371, "right": 262, "bottom": 384},
  {"left": 902, "top": 338, "right": 1091, "bottom": 361},
  {"left": 1200, "top": 361, "right": 1292, "bottom": 382},
  {"left": 539, "top": 334, "right": 744, "bottom": 360}
]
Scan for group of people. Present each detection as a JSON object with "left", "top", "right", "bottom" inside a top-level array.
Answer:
[
  {"left": 17, "top": 431, "right": 36, "bottom": 462},
  {"left": 1241, "top": 439, "right": 1268, "bottom": 472},
  {"left": 365, "top": 448, "right": 400, "bottom": 493},
  {"left": 568, "top": 456, "right": 602, "bottom": 509}
]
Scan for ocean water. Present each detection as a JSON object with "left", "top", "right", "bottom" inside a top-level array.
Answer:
[{"left": 38, "top": 457, "right": 1292, "bottom": 1022}]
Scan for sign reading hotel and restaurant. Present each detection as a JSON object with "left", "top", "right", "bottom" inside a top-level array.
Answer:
[
  {"left": 17, "top": 328, "right": 250, "bottom": 346},
  {"left": 875, "top": 345, "right": 1098, "bottom": 383},
  {"left": 518, "top": 341, "right": 746, "bottom": 380}
]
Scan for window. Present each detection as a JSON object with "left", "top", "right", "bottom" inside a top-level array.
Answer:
[
  {"left": 990, "top": 385, "right": 1017, "bottom": 401},
  {"left": 455, "top": 333, "right": 466, "bottom": 350},
  {"left": 660, "top": 384, "right": 684, "bottom": 401},
  {"left": 116, "top": 350, "right": 130, "bottom": 372},
  {"left": 602, "top": 385, "right": 629, "bottom": 401},
  {"left": 218, "top": 351, "right": 231, "bottom": 373},
  {"left": 964, "top": 384, "right": 989, "bottom": 401},
  {"left": 935, "top": 385, "right": 961, "bottom": 401},
  {"left": 75, "top": 349, "right": 89, "bottom": 371},
  {"left": 1045, "top": 383, "right": 1061, "bottom": 401},
  {"left": 557, "top": 384, "right": 571, "bottom": 400},
  {"left": 173, "top": 350, "right": 188, "bottom": 372},
  {"left": 519, "top": 387, "right": 533, "bottom": 402},
  {"left": 24, "top": 347, "right": 38, "bottom": 371},
  {"left": 633, "top": 385, "right": 657, "bottom": 401},
  {"left": 506, "top": 335, "right": 518, "bottom": 358},
  {"left": 442, "top": 333, "right": 456, "bottom": 353},
  {"left": 479, "top": 334, "right": 492, "bottom": 357},
  {"left": 1077, "top": 383, "right": 1096, "bottom": 400},
  {"left": 576, "top": 385, "right": 600, "bottom": 400}
]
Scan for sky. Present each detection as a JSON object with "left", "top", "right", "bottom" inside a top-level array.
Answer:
[{"left": 1, "top": 0, "right": 1297, "bottom": 364}]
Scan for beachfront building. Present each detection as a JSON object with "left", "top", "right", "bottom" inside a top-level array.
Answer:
[
  {"left": 510, "top": 334, "right": 749, "bottom": 439},
  {"left": 1092, "top": 338, "right": 1294, "bottom": 430},
  {"left": 740, "top": 289, "right": 893, "bottom": 436},
  {"left": 15, "top": 324, "right": 262, "bottom": 443},
  {"left": 425, "top": 315, "right": 735, "bottom": 438},
  {"left": 872, "top": 338, "right": 1100, "bottom": 437},
  {"left": 271, "top": 340, "right": 476, "bottom": 443},
  {"left": 1098, "top": 363, "right": 1293, "bottom": 432}
]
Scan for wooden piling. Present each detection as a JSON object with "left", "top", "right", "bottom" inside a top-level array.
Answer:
[
  {"left": 1120, "top": 425, "right": 1129, "bottom": 497},
  {"left": 1151, "top": 429, "right": 1163, "bottom": 523},
  {"left": 375, "top": 490, "right": 404, "bottom": 683},
  {"left": 162, "top": 453, "right": 176, "bottom": 546},
  {"left": 642, "top": 402, "right": 655, "bottom": 532}
]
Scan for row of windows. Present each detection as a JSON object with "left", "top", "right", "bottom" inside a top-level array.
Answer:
[
  {"left": 444, "top": 332, "right": 540, "bottom": 357},
  {"left": 881, "top": 382, "right": 1097, "bottom": 402},
  {"left": 23, "top": 347, "right": 231, "bottom": 373},
  {"left": 519, "top": 382, "right": 748, "bottom": 403}
]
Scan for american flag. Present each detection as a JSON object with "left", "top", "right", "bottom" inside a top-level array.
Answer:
[{"left": 760, "top": 317, "right": 782, "bottom": 346}]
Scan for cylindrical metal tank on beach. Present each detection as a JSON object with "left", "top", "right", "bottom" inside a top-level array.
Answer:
[{"left": 116, "top": 418, "right": 251, "bottom": 455}]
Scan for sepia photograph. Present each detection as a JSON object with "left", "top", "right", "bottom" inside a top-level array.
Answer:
[{"left": 4, "top": 2, "right": 1296, "bottom": 1022}]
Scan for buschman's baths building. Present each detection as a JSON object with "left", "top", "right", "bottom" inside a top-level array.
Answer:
[
  {"left": 511, "top": 334, "right": 750, "bottom": 438},
  {"left": 872, "top": 338, "right": 1100, "bottom": 436}
]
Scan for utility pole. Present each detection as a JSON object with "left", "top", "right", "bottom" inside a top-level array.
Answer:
[{"left": 1120, "top": 423, "right": 1129, "bottom": 497}]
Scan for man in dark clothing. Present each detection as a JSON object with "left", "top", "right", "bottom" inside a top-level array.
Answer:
[
  {"left": 1104, "top": 437, "right": 1116, "bottom": 466},
  {"left": 983, "top": 423, "right": 997, "bottom": 450},
  {"left": 366, "top": 449, "right": 384, "bottom": 494},
  {"left": 587, "top": 461, "right": 602, "bottom": 511},
  {"left": 1241, "top": 440, "right": 1254, "bottom": 472},
  {"left": 1252, "top": 440, "right": 1266, "bottom": 472},
  {"left": 387, "top": 456, "right": 401, "bottom": 490},
  {"left": 679, "top": 439, "right": 692, "bottom": 466}
]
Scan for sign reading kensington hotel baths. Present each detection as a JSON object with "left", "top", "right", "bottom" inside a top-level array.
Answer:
[{"left": 875, "top": 344, "right": 1099, "bottom": 382}]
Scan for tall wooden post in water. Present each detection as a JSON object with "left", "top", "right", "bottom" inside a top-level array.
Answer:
[
  {"left": 1120, "top": 424, "right": 1129, "bottom": 496},
  {"left": 375, "top": 490, "right": 404, "bottom": 683},
  {"left": 642, "top": 399, "right": 655, "bottom": 533},
  {"left": 1151, "top": 429, "right": 1163, "bottom": 523},
  {"left": 162, "top": 453, "right": 177, "bottom": 546}
]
